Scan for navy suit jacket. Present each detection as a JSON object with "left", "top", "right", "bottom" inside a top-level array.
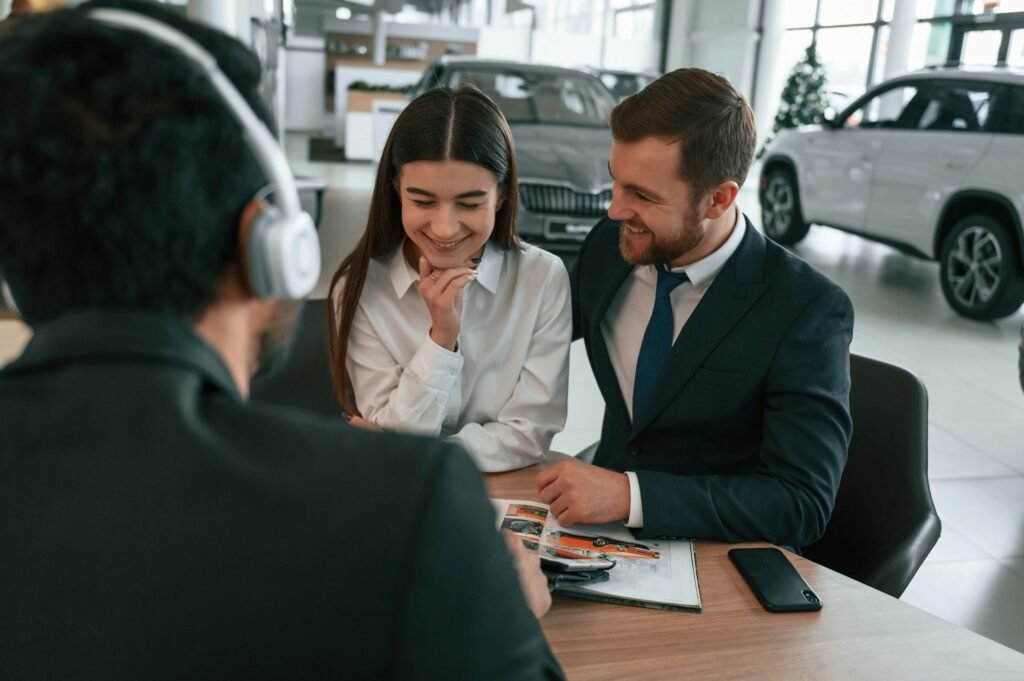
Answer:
[{"left": 571, "top": 215, "right": 853, "bottom": 548}]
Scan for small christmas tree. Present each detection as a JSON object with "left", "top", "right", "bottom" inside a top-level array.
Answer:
[{"left": 759, "top": 43, "right": 831, "bottom": 155}]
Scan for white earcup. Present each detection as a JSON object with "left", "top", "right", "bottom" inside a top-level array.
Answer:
[
  {"left": 247, "top": 206, "right": 321, "bottom": 299},
  {"left": 86, "top": 9, "right": 320, "bottom": 301},
  {"left": 1, "top": 278, "right": 19, "bottom": 317}
]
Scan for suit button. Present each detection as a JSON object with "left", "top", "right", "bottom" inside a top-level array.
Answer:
[{"left": 627, "top": 446, "right": 640, "bottom": 457}]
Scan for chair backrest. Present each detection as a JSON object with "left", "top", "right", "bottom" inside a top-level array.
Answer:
[
  {"left": 803, "top": 354, "right": 941, "bottom": 598},
  {"left": 250, "top": 298, "right": 341, "bottom": 418}
]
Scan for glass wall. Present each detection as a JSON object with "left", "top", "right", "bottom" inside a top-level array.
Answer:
[
  {"left": 960, "top": 0, "right": 1024, "bottom": 14},
  {"left": 777, "top": 0, "right": 970, "bottom": 108},
  {"left": 485, "top": 0, "right": 666, "bottom": 73}
]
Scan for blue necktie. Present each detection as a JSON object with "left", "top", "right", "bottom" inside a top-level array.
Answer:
[{"left": 633, "top": 267, "right": 689, "bottom": 419}]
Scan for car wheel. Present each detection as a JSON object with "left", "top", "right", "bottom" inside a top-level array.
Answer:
[
  {"left": 761, "top": 168, "right": 810, "bottom": 245},
  {"left": 593, "top": 537, "right": 608, "bottom": 547},
  {"left": 939, "top": 214, "right": 1024, "bottom": 320}
]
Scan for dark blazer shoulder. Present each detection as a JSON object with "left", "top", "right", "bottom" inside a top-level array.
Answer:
[
  {"left": 216, "top": 398, "right": 461, "bottom": 494},
  {"left": 578, "top": 217, "right": 621, "bottom": 268},
  {"left": 761, "top": 230, "right": 850, "bottom": 307}
]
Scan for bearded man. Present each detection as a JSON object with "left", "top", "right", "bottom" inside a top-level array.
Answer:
[{"left": 537, "top": 68, "right": 854, "bottom": 550}]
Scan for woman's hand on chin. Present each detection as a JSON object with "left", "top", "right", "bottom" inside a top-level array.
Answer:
[{"left": 418, "top": 256, "right": 477, "bottom": 351}]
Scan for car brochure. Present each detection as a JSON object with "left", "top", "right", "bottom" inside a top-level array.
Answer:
[{"left": 493, "top": 499, "right": 702, "bottom": 612}]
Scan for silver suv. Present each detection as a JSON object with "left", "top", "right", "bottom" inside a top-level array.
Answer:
[{"left": 760, "top": 68, "right": 1024, "bottom": 320}]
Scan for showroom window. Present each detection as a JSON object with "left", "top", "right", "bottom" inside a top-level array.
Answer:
[
  {"left": 607, "top": 0, "right": 658, "bottom": 40},
  {"left": 961, "top": 0, "right": 1024, "bottom": 13},
  {"left": 777, "top": 0, "right": 971, "bottom": 108}
]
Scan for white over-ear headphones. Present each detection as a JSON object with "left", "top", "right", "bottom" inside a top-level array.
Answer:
[{"left": 88, "top": 8, "right": 321, "bottom": 300}]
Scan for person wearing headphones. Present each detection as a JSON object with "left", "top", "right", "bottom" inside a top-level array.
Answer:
[{"left": 0, "top": 3, "right": 561, "bottom": 680}]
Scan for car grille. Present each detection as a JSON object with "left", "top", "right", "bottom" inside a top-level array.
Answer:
[{"left": 519, "top": 184, "right": 612, "bottom": 218}]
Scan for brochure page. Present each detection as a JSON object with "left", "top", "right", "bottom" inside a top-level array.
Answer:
[{"left": 493, "top": 499, "right": 701, "bottom": 611}]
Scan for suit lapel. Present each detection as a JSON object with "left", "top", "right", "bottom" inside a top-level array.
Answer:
[
  {"left": 587, "top": 256, "right": 634, "bottom": 417},
  {"left": 629, "top": 220, "right": 769, "bottom": 437}
]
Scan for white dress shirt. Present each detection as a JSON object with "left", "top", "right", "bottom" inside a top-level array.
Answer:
[
  {"left": 344, "top": 241, "right": 572, "bottom": 472},
  {"left": 602, "top": 211, "right": 747, "bottom": 528}
]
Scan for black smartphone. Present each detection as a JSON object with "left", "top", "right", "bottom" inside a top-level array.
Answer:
[{"left": 728, "top": 548, "right": 822, "bottom": 613}]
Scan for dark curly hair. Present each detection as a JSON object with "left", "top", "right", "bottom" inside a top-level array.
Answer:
[{"left": 0, "top": 0, "right": 274, "bottom": 325}]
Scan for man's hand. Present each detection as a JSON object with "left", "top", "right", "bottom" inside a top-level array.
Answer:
[
  {"left": 536, "top": 459, "right": 631, "bottom": 527},
  {"left": 503, "top": 532, "right": 551, "bottom": 619}
]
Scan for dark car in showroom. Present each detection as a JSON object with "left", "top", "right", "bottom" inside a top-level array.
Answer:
[{"left": 411, "top": 56, "right": 617, "bottom": 257}]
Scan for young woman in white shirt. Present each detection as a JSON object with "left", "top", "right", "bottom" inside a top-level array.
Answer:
[{"left": 327, "top": 87, "right": 571, "bottom": 472}]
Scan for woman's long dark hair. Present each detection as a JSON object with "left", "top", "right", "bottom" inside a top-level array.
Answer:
[{"left": 327, "top": 86, "right": 521, "bottom": 417}]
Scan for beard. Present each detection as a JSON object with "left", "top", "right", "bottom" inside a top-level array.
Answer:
[
  {"left": 251, "top": 299, "right": 302, "bottom": 379},
  {"left": 618, "top": 210, "right": 704, "bottom": 266}
]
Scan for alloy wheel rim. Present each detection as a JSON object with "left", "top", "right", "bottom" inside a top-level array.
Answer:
[
  {"left": 764, "top": 176, "right": 793, "bottom": 236},
  {"left": 947, "top": 225, "right": 1003, "bottom": 309}
]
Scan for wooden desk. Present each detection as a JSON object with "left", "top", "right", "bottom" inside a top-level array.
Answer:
[{"left": 487, "top": 465, "right": 1024, "bottom": 680}]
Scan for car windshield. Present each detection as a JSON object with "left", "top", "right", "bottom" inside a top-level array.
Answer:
[
  {"left": 448, "top": 68, "right": 615, "bottom": 127},
  {"left": 600, "top": 72, "right": 652, "bottom": 100}
]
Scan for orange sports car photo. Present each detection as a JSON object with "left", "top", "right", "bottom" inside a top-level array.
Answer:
[{"left": 547, "top": 531, "right": 660, "bottom": 560}]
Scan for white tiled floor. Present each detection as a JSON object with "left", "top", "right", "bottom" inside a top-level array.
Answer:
[{"left": 3, "top": 150, "right": 1022, "bottom": 654}]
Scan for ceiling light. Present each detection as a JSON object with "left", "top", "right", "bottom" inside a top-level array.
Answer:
[{"left": 335, "top": 7, "right": 352, "bottom": 20}]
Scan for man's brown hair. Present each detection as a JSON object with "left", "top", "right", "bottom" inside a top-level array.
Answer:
[{"left": 609, "top": 68, "right": 756, "bottom": 200}]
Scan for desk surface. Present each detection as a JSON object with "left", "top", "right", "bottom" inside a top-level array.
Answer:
[{"left": 487, "top": 464, "right": 1024, "bottom": 680}]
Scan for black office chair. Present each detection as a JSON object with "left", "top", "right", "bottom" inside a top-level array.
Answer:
[
  {"left": 250, "top": 298, "right": 341, "bottom": 418},
  {"left": 803, "top": 353, "right": 941, "bottom": 598}
]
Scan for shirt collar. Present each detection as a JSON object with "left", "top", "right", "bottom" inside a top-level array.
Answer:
[
  {"left": 474, "top": 243, "right": 502, "bottom": 294},
  {"left": 640, "top": 208, "right": 747, "bottom": 290},
  {"left": 386, "top": 240, "right": 503, "bottom": 297},
  {"left": 387, "top": 244, "right": 418, "bottom": 298},
  {"left": 680, "top": 208, "right": 746, "bottom": 288},
  {"left": 3, "top": 308, "right": 241, "bottom": 400}
]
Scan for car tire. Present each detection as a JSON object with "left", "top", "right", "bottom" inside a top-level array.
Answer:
[
  {"left": 939, "top": 214, "right": 1024, "bottom": 320},
  {"left": 761, "top": 168, "right": 810, "bottom": 245},
  {"left": 593, "top": 537, "right": 608, "bottom": 547}
]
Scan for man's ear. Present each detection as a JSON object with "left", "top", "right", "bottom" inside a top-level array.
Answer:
[
  {"left": 235, "top": 199, "right": 266, "bottom": 297},
  {"left": 704, "top": 181, "right": 740, "bottom": 220}
]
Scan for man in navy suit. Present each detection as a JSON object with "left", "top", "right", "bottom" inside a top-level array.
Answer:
[{"left": 538, "top": 68, "right": 853, "bottom": 549}]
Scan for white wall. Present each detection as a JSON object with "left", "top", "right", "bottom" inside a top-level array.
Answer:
[
  {"left": 664, "top": 0, "right": 761, "bottom": 101},
  {"left": 753, "top": 0, "right": 786, "bottom": 147},
  {"left": 530, "top": 30, "right": 603, "bottom": 69},
  {"left": 603, "top": 37, "right": 662, "bottom": 73},
  {"left": 476, "top": 26, "right": 531, "bottom": 61},
  {"left": 285, "top": 36, "right": 330, "bottom": 133}
]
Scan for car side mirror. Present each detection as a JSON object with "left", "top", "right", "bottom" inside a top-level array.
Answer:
[{"left": 819, "top": 107, "right": 838, "bottom": 128}]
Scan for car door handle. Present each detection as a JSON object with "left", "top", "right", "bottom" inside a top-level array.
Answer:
[{"left": 945, "top": 160, "right": 967, "bottom": 169}]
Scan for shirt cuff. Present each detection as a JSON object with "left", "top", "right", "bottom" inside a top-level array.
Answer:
[
  {"left": 407, "top": 334, "right": 464, "bottom": 392},
  {"left": 624, "top": 471, "right": 644, "bottom": 528}
]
